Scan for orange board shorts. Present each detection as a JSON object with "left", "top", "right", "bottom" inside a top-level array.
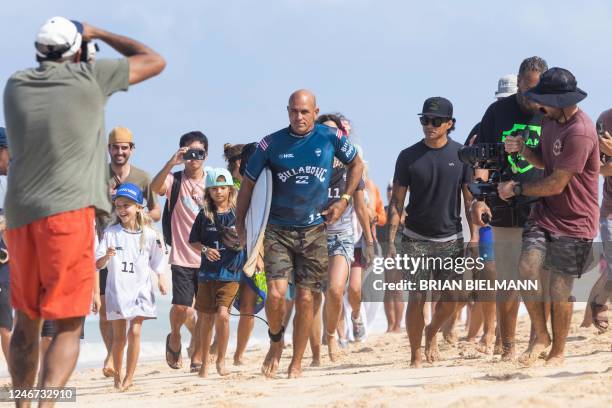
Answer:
[{"left": 6, "top": 207, "right": 95, "bottom": 320}]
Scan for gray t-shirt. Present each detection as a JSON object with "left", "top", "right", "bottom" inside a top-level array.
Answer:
[{"left": 3, "top": 59, "right": 129, "bottom": 228}]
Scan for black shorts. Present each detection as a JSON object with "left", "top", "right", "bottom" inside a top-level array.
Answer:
[
  {"left": 0, "top": 282, "right": 13, "bottom": 331},
  {"left": 41, "top": 320, "right": 85, "bottom": 339},
  {"left": 99, "top": 267, "right": 108, "bottom": 296},
  {"left": 522, "top": 218, "right": 594, "bottom": 278},
  {"left": 171, "top": 265, "right": 199, "bottom": 306}
]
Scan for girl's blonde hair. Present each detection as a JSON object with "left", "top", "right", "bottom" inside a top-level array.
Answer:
[
  {"left": 112, "top": 203, "right": 163, "bottom": 250},
  {"left": 202, "top": 185, "right": 237, "bottom": 222}
]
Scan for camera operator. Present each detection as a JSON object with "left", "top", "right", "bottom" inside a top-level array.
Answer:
[
  {"left": 3, "top": 16, "right": 165, "bottom": 393},
  {"left": 469, "top": 56, "right": 548, "bottom": 360},
  {"left": 151, "top": 131, "right": 208, "bottom": 372},
  {"left": 499, "top": 67, "right": 599, "bottom": 366}
]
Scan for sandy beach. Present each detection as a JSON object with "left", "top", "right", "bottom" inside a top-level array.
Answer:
[{"left": 2, "top": 310, "right": 608, "bottom": 407}]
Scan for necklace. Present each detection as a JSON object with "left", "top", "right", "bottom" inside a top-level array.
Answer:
[{"left": 184, "top": 170, "right": 205, "bottom": 207}]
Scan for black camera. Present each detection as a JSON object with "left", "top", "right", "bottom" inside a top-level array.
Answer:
[
  {"left": 183, "top": 149, "right": 206, "bottom": 161},
  {"left": 80, "top": 41, "right": 99, "bottom": 63}
]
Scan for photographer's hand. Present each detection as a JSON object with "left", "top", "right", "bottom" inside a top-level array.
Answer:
[
  {"left": 498, "top": 181, "right": 517, "bottom": 201},
  {"left": 504, "top": 135, "right": 524, "bottom": 154},
  {"left": 170, "top": 147, "right": 189, "bottom": 167},
  {"left": 470, "top": 200, "right": 492, "bottom": 226},
  {"left": 599, "top": 131, "right": 612, "bottom": 156}
]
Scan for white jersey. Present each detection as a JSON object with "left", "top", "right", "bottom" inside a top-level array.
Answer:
[{"left": 96, "top": 224, "right": 167, "bottom": 321}]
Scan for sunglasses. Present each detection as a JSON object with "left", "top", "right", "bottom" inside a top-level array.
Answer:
[{"left": 419, "top": 116, "right": 450, "bottom": 127}]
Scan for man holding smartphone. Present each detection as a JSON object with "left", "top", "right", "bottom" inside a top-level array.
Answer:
[{"left": 151, "top": 131, "right": 208, "bottom": 371}]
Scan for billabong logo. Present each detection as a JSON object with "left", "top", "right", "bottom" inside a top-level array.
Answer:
[{"left": 315, "top": 148, "right": 322, "bottom": 157}]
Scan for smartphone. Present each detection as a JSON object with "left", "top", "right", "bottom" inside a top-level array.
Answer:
[
  {"left": 597, "top": 121, "right": 605, "bottom": 137},
  {"left": 183, "top": 149, "right": 206, "bottom": 161}
]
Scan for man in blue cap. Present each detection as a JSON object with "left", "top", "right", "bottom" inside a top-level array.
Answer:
[{"left": 500, "top": 67, "right": 599, "bottom": 366}]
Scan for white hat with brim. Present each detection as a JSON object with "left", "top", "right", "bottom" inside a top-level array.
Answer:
[
  {"left": 35, "top": 16, "right": 83, "bottom": 60},
  {"left": 495, "top": 74, "right": 518, "bottom": 99}
]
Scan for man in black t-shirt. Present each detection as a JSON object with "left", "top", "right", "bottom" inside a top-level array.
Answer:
[
  {"left": 470, "top": 56, "right": 548, "bottom": 361},
  {"left": 387, "top": 97, "right": 477, "bottom": 368}
]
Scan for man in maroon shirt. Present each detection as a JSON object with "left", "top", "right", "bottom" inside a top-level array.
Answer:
[{"left": 498, "top": 67, "right": 599, "bottom": 366}]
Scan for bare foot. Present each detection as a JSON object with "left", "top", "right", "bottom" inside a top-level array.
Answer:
[
  {"left": 198, "top": 362, "right": 210, "bottom": 378},
  {"left": 424, "top": 325, "right": 440, "bottom": 363},
  {"left": 327, "top": 336, "right": 340, "bottom": 363},
  {"left": 476, "top": 334, "right": 495, "bottom": 355},
  {"left": 544, "top": 353, "right": 565, "bottom": 367},
  {"left": 261, "top": 341, "right": 284, "bottom": 378},
  {"left": 113, "top": 373, "right": 123, "bottom": 391},
  {"left": 121, "top": 378, "right": 133, "bottom": 391},
  {"left": 410, "top": 348, "right": 422, "bottom": 368},
  {"left": 519, "top": 336, "right": 551, "bottom": 366},
  {"left": 493, "top": 337, "right": 503, "bottom": 355},
  {"left": 500, "top": 342, "right": 516, "bottom": 362},
  {"left": 216, "top": 360, "right": 230, "bottom": 376},
  {"left": 287, "top": 361, "right": 303, "bottom": 378},
  {"left": 103, "top": 355, "right": 115, "bottom": 377},
  {"left": 233, "top": 354, "right": 245, "bottom": 366},
  {"left": 466, "top": 336, "right": 478, "bottom": 344},
  {"left": 443, "top": 329, "right": 458, "bottom": 345},
  {"left": 310, "top": 357, "right": 321, "bottom": 367}
]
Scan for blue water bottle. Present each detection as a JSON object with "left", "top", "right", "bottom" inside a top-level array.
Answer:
[{"left": 479, "top": 226, "right": 494, "bottom": 262}]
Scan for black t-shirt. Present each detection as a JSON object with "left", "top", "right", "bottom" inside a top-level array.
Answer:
[
  {"left": 475, "top": 94, "right": 544, "bottom": 227},
  {"left": 189, "top": 210, "right": 237, "bottom": 274},
  {"left": 393, "top": 138, "right": 471, "bottom": 239},
  {"left": 464, "top": 122, "right": 481, "bottom": 146}
]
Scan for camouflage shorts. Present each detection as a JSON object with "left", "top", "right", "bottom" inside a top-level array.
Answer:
[
  {"left": 401, "top": 236, "right": 465, "bottom": 285},
  {"left": 522, "top": 218, "right": 593, "bottom": 277},
  {"left": 264, "top": 223, "right": 328, "bottom": 293}
]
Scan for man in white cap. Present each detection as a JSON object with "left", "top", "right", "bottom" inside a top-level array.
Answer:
[
  {"left": 3, "top": 16, "right": 165, "bottom": 395},
  {"left": 464, "top": 74, "right": 518, "bottom": 146}
]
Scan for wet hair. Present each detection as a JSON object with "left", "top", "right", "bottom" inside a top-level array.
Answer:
[
  {"left": 239, "top": 142, "right": 259, "bottom": 176},
  {"left": 223, "top": 143, "right": 245, "bottom": 174},
  {"left": 316, "top": 113, "right": 347, "bottom": 132},
  {"left": 518, "top": 56, "right": 548, "bottom": 77},
  {"left": 179, "top": 131, "right": 208, "bottom": 152}
]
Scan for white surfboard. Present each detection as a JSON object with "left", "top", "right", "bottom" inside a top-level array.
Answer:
[{"left": 243, "top": 168, "right": 273, "bottom": 277}]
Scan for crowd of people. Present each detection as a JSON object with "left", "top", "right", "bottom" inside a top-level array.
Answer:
[{"left": 0, "top": 16, "right": 610, "bottom": 406}]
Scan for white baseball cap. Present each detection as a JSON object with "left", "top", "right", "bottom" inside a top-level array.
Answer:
[
  {"left": 35, "top": 16, "right": 83, "bottom": 60},
  {"left": 495, "top": 74, "right": 518, "bottom": 99}
]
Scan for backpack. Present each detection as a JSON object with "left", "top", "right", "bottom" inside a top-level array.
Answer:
[{"left": 161, "top": 171, "right": 183, "bottom": 247}]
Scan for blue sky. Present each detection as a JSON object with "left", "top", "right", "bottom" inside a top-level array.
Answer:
[{"left": 1, "top": 0, "right": 611, "bottom": 204}]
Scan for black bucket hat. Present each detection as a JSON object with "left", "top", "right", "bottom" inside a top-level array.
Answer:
[{"left": 524, "top": 67, "right": 587, "bottom": 108}]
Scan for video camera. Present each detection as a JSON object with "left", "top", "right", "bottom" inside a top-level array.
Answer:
[{"left": 458, "top": 128, "right": 530, "bottom": 222}]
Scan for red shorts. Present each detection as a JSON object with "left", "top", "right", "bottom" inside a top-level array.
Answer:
[{"left": 6, "top": 207, "right": 95, "bottom": 320}]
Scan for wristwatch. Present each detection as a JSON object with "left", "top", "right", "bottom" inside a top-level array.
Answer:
[
  {"left": 201, "top": 246, "right": 208, "bottom": 255},
  {"left": 340, "top": 194, "right": 352, "bottom": 204},
  {"left": 512, "top": 182, "right": 523, "bottom": 197}
]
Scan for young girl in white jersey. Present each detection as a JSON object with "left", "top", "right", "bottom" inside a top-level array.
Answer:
[{"left": 96, "top": 183, "right": 168, "bottom": 390}]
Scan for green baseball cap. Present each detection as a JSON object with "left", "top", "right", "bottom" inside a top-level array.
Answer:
[{"left": 205, "top": 167, "right": 234, "bottom": 188}]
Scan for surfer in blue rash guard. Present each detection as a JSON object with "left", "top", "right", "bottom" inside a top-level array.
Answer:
[{"left": 235, "top": 89, "right": 365, "bottom": 379}]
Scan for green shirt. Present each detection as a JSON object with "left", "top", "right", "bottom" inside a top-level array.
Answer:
[{"left": 3, "top": 59, "right": 130, "bottom": 229}]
